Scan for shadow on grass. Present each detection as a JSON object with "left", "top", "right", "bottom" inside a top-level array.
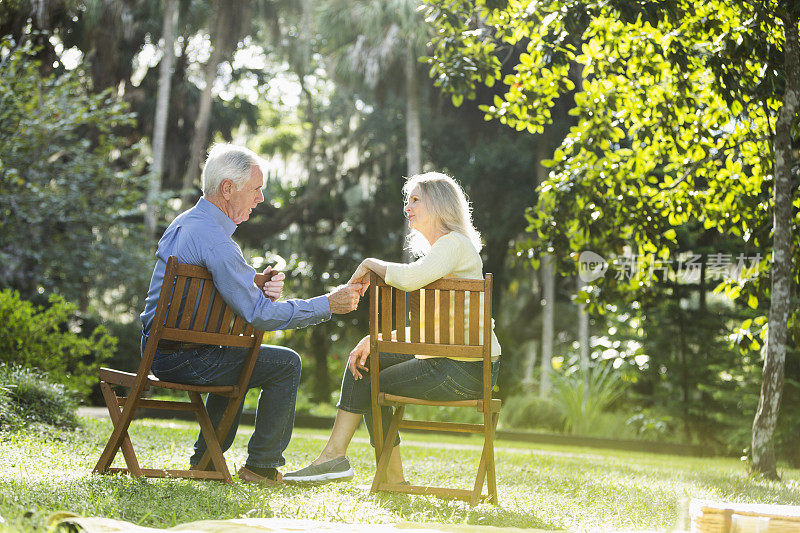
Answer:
[{"left": 370, "top": 491, "right": 563, "bottom": 530}]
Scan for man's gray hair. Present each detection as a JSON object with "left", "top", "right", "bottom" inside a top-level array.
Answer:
[{"left": 201, "top": 143, "right": 264, "bottom": 197}]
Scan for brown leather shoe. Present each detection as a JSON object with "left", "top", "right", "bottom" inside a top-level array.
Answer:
[{"left": 237, "top": 466, "right": 283, "bottom": 485}]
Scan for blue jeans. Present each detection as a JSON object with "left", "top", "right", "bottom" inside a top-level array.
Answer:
[
  {"left": 142, "top": 337, "right": 301, "bottom": 469},
  {"left": 337, "top": 352, "right": 499, "bottom": 446}
]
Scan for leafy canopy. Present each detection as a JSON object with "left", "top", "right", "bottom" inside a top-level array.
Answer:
[{"left": 424, "top": 0, "right": 796, "bottom": 328}]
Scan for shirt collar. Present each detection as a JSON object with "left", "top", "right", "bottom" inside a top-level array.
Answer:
[{"left": 195, "top": 197, "right": 237, "bottom": 237}]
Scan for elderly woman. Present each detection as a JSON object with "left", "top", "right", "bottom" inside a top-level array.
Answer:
[{"left": 284, "top": 172, "right": 501, "bottom": 484}]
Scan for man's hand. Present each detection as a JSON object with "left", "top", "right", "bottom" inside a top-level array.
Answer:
[
  {"left": 254, "top": 266, "right": 285, "bottom": 302},
  {"left": 327, "top": 283, "right": 363, "bottom": 314},
  {"left": 348, "top": 335, "right": 370, "bottom": 379}
]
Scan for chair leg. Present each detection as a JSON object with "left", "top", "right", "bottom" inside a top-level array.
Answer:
[
  {"left": 94, "top": 380, "right": 147, "bottom": 475},
  {"left": 194, "top": 392, "right": 244, "bottom": 472},
  {"left": 486, "top": 412, "right": 500, "bottom": 505},
  {"left": 98, "top": 382, "right": 142, "bottom": 476},
  {"left": 470, "top": 410, "right": 500, "bottom": 507},
  {"left": 470, "top": 439, "right": 489, "bottom": 507},
  {"left": 470, "top": 411, "right": 500, "bottom": 506},
  {"left": 189, "top": 392, "right": 232, "bottom": 483},
  {"left": 371, "top": 405, "right": 404, "bottom": 493}
]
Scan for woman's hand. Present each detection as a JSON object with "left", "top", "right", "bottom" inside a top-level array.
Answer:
[
  {"left": 348, "top": 260, "right": 372, "bottom": 296},
  {"left": 348, "top": 335, "right": 371, "bottom": 379},
  {"left": 348, "top": 260, "right": 371, "bottom": 285}
]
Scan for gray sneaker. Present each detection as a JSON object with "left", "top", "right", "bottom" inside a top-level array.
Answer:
[{"left": 283, "top": 457, "right": 354, "bottom": 483}]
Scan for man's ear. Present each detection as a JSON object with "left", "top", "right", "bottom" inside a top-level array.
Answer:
[{"left": 220, "top": 179, "right": 233, "bottom": 199}]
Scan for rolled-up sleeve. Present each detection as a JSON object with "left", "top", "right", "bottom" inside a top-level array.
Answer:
[{"left": 205, "top": 241, "right": 331, "bottom": 331}]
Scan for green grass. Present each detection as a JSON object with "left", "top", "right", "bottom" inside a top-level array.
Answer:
[{"left": 1, "top": 417, "right": 799, "bottom": 532}]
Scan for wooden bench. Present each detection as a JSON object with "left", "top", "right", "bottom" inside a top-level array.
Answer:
[
  {"left": 93, "top": 256, "right": 265, "bottom": 482},
  {"left": 368, "top": 271, "right": 501, "bottom": 506}
]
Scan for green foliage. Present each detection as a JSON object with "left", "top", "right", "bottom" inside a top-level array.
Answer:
[
  {"left": 404, "top": 403, "right": 483, "bottom": 425},
  {"left": 625, "top": 408, "right": 675, "bottom": 441},
  {"left": 0, "top": 36, "right": 149, "bottom": 311},
  {"left": 423, "top": 0, "right": 800, "bottom": 465},
  {"left": 423, "top": 0, "right": 797, "bottom": 324},
  {"left": 552, "top": 363, "right": 628, "bottom": 435},
  {"left": 0, "top": 289, "right": 115, "bottom": 397},
  {"left": 500, "top": 394, "right": 564, "bottom": 432},
  {"left": 0, "top": 365, "right": 78, "bottom": 431}
]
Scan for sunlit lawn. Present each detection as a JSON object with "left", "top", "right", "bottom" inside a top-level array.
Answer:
[{"left": 1, "top": 416, "right": 800, "bottom": 532}]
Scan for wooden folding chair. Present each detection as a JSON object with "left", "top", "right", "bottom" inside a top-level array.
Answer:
[
  {"left": 368, "top": 271, "right": 501, "bottom": 507},
  {"left": 93, "top": 256, "right": 265, "bottom": 483}
]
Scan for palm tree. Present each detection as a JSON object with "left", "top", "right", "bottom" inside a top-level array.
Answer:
[
  {"left": 146, "top": 0, "right": 178, "bottom": 238},
  {"left": 315, "top": 0, "right": 431, "bottom": 256},
  {"left": 181, "top": 0, "right": 251, "bottom": 208}
]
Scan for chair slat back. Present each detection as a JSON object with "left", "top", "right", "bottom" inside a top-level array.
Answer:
[
  {"left": 156, "top": 257, "right": 261, "bottom": 347},
  {"left": 370, "top": 273, "right": 492, "bottom": 362},
  {"left": 395, "top": 290, "right": 407, "bottom": 342}
]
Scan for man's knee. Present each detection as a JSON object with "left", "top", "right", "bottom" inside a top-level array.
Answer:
[
  {"left": 257, "top": 345, "right": 301, "bottom": 376},
  {"left": 286, "top": 348, "right": 301, "bottom": 376}
]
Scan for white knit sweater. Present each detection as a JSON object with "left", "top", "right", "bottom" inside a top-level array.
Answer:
[{"left": 384, "top": 232, "right": 501, "bottom": 360}]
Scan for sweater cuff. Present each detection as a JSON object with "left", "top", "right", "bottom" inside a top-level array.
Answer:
[{"left": 383, "top": 264, "right": 400, "bottom": 287}]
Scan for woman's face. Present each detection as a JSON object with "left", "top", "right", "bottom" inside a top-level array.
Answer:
[{"left": 404, "top": 185, "right": 433, "bottom": 234}]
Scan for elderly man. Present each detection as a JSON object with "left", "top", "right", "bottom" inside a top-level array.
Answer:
[{"left": 140, "top": 143, "right": 362, "bottom": 485}]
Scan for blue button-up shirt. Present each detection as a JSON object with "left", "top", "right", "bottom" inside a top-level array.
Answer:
[{"left": 140, "top": 197, "right": 331, "bottom": 336}]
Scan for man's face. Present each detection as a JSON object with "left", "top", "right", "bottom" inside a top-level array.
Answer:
[{"left": 225, "top": 165, "right": 264, "bottom": 224}]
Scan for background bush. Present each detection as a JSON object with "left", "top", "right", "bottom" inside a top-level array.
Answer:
[
  {"left": 500, "top": 394, "right": 564, "bottom": 432},
  {"left": 0, "top": 289, "right": 116, "bottom": 396},
  {"left": 0, "top": 365, "right": 78, "bottom": 431},
  {"left": 0, "top": 36, "right": 150, "bottom": 313}
]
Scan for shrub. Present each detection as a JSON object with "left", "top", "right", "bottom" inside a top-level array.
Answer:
[
  {"left": 625, "top": 408, "right": 676, "bottom": 441},
  {"left": 404, "top": 404, "right": 483, "bottom": 425},
  {"left": 0, "top": 289, "right": 116, "bottom": 396},
  {"left": 0, "top": 365, "right": 78, "bottom": 431},
  {"left": 552, "top": 363, "right": 628, "bottom": 435},
  {"left": 0, "top": 36, "right": 148, "bottom": 312},
  {"left": 500, "top": 394, "right": 564, "bottom": 432}
]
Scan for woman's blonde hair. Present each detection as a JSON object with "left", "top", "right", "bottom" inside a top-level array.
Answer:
[{"left": 403, "top": 172, "right": 482, "bottom": 257}]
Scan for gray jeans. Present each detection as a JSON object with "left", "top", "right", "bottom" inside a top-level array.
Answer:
[{"left": 337, "top": 352, "right": 499, "bottom": 446}]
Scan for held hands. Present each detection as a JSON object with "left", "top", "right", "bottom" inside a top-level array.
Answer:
[
  {"left": 255, "top": 266, "right": 285, "bottom": 302},
  {"left": 348, "top": 335, "right": 370, "bottom": 379},
  {"left": 327, "top": 283, "right": 365, "bottom": 314},
  {"left": 347, "top": 260, "right": 371, "bottom": 296}
]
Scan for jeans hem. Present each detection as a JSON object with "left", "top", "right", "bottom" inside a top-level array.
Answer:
[
  {"left": 336, "top": 403, "right": 368, "bottom": 416},
  {"left": 245, "top": 459, "right": 286, "bottom": 469}
]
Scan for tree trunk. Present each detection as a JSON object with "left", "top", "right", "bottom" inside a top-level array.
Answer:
[
  {"left": 578, "top": 276, "right": 590, "bottom": 399},
  {"left": 522, "top": 340, "right": 538, "bottom": 390},
  {"left": 750, "top": 8, "right": 798, "bottom": 480},
  {"left": 676, "top": 284, "right": 691, "bottom": 442},
  {"left": 146, "top": 0, "right": 178, "bottom": 238},
  {"left": 300, "top": 0, "right": 318, "bottom": 188},
  {"left": 181, "top": 0, "right": 232, "bottom": 208},
  {"left": 578, "top": 277, "right": 589, "bottom": 373},
  {"left": 403, "top": 41, "right": 422, "bottom": 261},
  {"left": 405, "top": 43, "right": 422, "bottom": 177},
  {"left": 540, "top": 253, "right": 554, "bottom": 397},
  {"left": 536, "top": 139, "right": 554, "bottom": 398},
  {"left": 311, "top": 325, "right": 332, "bottom": 403}
]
